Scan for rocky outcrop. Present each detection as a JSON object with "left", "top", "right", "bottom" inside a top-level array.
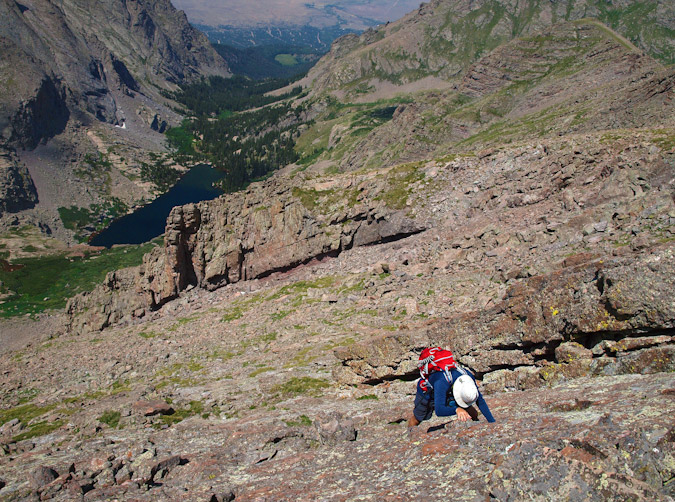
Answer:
[
  {"left": 0, "top": 148, "right": 37, "bottom": 215},
  {"left": 0, "top": 0, "right": 230, "bottom": 236},
  {"left": 67, "top": 267, "right": 147, "bottom": 333},
  {"left": 334, "top": 244, "right": 675, "bottom": 390},
  {"left": 137, "top": 106, "right": 168, "bottom": 133},
  {"left": 67, "top": 173, "right": 426, "bottom": 331},
  {"left": 7, "top": 77, "right": 70, "bottom": 150},
  {"left": 330, "top": 21, "right": 674, "bottom": 172}
]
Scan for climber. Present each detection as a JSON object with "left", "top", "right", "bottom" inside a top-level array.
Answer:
[{"left": 408, "top": 347, "right": 495, "bottom": 430}]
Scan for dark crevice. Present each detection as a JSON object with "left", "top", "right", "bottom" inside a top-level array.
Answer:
[
  {"left": 204, "top": 273, "right": 229, "bottom": 289},
  {"left": 483, "top": 363, "right": 538, "bottom": 374},
  {"left": 267, "top": 432, "right": 302, "bottom": 445},
  {"left": 532, "top": 353, "right": 556, "bottom": 364},
  {"left": 490, "top": 342, "right": 526, "bottom": 351},
  {"left": 362, "top": 370, "right": 419, "bottom": 386},
  {"left": 595, "top": 270, "right": 606, "bottom": 295},
  {"left": 11, "top": 77, "right": 70, "bottom": 149},
  {"left": 576, "top": 327, "right": 675, "bottom": 344},
  {"left": 150, "top": 292, "right": 179, "bottom": 312},
  {"left": 359, "top": 229, "right": 426, "bottom": 248},
  {"left": 177, "top": 245, "right": 198, "bottom": 290},
  {"left": 253, "top": 249, "right": 341, "bottom": 281}
]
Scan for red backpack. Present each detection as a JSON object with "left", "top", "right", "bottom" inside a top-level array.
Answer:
[{"left": 418, "top": 347, "right": 457, "bottom": 391}]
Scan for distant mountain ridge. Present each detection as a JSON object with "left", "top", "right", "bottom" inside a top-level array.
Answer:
[
  {"left": 200, "top": 24, "right": 354, "bottom": 52},
  {"left": 174, "top": 0, "right": 426, "bottom": 52},
  {"left": 302, "top": 0, "right": 674, "bottom": 97}
]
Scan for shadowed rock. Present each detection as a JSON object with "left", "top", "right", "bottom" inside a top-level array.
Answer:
[
  {"left": 0, "top": 148, "right": 38, "bottom": 215},
  {"left": 132, "top": 400, "right": 173, "bottom": 417},
  {"left": 28, "top": 466, "right": 58, "bottom": 490},
  {"left": 314, "top": 412, "right": 357, "bottom": 444}
]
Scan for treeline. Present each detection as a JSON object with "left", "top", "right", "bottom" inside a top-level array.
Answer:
[
  {"left": 168, "top": 75, "right": 303, "bottom": 116},
  {"left": 166, "top": 74, "right": 308, "bottom": 191},
  {"left": 139, "top": 153, "right": 181, "bottom": 193},
  {"left": 167, "top": 74, "right": 306, "bottom": 192},
  {"left": 179, "top": 104, "right": 301, "bottom": 192}
]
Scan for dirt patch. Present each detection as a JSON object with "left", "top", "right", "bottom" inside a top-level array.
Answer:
[
  {"left": 354, "top": 76, "right": 454, "bottom": 103},
  {"left": 0, "top": 313, "right": 66, "bottom": 355}
]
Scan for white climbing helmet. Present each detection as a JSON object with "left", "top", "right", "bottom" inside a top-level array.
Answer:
[{"left": 453, "top": 374, "right": 479, "bottom": 408}]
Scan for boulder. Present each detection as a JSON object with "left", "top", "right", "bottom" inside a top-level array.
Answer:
[
  {"left": 209, "top": 491, "right": 236, "bottom": 502},
  {"left": 334, "top": 245, "right": 675, "bottom": 389},
  {"left": 28, "top": 466, "right": 58, "bottom": 490},
  {"left": 555, "top": 342, "right": 593, "bottom": 363},
  {"left": 314, "top": 412, "right": 357, "bottom": 444},
  {"left": 132, "top": 400, "right": 173, "bottom": 417}
]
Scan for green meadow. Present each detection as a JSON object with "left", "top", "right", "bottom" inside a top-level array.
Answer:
[{"left": 0, "top": 238, "right": 161, "bottom": 318}]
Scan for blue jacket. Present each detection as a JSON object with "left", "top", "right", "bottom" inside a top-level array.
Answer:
[{"left": 413, "top": 368, "right": 495, "bottom": 423}]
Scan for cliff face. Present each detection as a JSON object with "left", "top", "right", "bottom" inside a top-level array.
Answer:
[
  {"left": 0, "top": 0, "right": 230, "bottom": 229},
  {"left": 66, "top": 170, "right": 427, "bottom": 331},
  {"left": 0, "top": 0, "right": 229, "bottom": 148},
  {"left": 0, "top": 148, "right": 37, "bottom": 215}
]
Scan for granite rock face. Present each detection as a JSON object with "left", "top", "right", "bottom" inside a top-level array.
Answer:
[
  {"left": 0, "top": 0, "right": 229, "bottom": 147},
  {"left": 0, "top": 148, "right": 37, "bottom": 215},
  {"left": 0, "top": 0, "right": 230, "bottom": 237}
]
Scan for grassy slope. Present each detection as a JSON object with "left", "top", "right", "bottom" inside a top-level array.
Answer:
[
  {"left": 298, "top": 19, "right": 670, "bottom": 172},
  {"left": 308, "top": 0, "right": 672, "bottom": 98},
  {"left": 0, "top": 239, "right": 161, "bottom": 317}
]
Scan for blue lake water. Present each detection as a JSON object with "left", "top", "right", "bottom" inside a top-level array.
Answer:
[{"left": 89, "top": 164, "right": 224, "bottom": 248}]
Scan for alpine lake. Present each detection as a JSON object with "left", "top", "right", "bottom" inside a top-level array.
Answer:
[{"left": 89, "top": 164, "right": 224, "bottom": 248}]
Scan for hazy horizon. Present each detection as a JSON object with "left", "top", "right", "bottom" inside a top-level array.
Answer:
[{"left": 172, "top": 0, "right": 422, "bottom": 29}]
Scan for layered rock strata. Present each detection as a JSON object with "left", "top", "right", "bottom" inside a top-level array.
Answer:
[
  {"left": 334, "top": 244, "right": 675, "bottom": 390},
  {"left": 304, "top": 0, "right": 675, "bottom": 96}
]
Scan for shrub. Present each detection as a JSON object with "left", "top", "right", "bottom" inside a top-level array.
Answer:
[
  {"left": 272, "top": 377, "right": 329, "bottom": 398},
  {"left": 98, "top": 410, "right": 121, "bottom": 428}
]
